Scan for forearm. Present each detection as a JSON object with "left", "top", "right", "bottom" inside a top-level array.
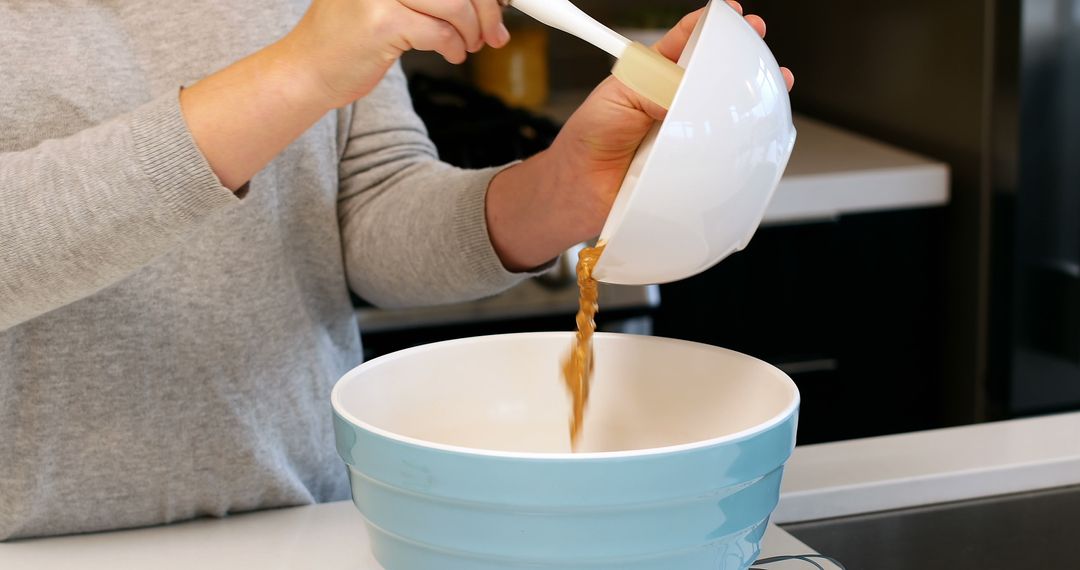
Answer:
[
  {"left": 180, "top": 37, "right": 330, "bottom": 191},
  {"left": 340, "top": 161, "right": 534, "bottom": 308},
  {"left": 485, "top": 146, "right": 607, "bottom": 272}
]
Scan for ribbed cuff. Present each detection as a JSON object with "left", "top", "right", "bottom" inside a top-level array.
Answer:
[
  {"left": 129, "top": 90, "right": 238, "bottom": 224},
  {"left": 451, "top": 164, "right": 556, "bottom": 290}
]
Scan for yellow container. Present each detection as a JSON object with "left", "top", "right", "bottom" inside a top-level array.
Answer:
[{"left": 470, "top": 26, "right": 550, "bottom": 110}]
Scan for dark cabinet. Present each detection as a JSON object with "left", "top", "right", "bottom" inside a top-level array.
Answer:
[{"left": 655, "top": 208, "right": 947, "bottom": 444}]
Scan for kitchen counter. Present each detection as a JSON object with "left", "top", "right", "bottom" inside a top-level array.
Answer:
[
  {"left": 776, "top": 411, "right": 1080, "bottom": 523},
  {"left": 767, "top": 115, "right": 949, "bottom": 224},
  {"left": 5, "top": 413, "right": 1076, "bottom": 568},
  {"left": 776, "top": 411, "right": 1080, "bottom": 569},
  {"left": 0, "top": 502, "right": 834, "bottom": 570}
]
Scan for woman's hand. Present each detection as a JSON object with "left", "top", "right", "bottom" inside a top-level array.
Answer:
[
  {"left": 486, "top": 3, "right": 794, "bottom": 271},
  {"left": 182, "top": 0, "right": 508, "bottom": 190},
  {"left": 286, "top": 0, "right": 511, "bottom": 109},
  {"left": 551, "top": 4, "right": 793, "bottom": 237}
]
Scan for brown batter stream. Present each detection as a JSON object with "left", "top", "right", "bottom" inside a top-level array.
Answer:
[{"left": 562, "top": 243, "right": 605, "bottom": 451}]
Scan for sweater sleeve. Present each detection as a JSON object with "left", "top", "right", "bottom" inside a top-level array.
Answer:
[
  {"left": 337, "top": 65, "right": 542, "bottom": 309},
  {"left": 0, "top": 91, "right": 239, "bottom": 332}
]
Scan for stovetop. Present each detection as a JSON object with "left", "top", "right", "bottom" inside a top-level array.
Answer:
[
  {"left": 407, "top": 73, "right": 561, "bottom": 169},
  {"left": 783, "top": 484, "right": 1080, "bottom": 569}
]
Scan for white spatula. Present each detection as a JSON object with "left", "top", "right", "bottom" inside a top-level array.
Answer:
[{"left": 507, "top": 0, "right": 684, "bottom": 109}]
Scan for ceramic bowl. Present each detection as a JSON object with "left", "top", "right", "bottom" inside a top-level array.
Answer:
[
  {"left": 593, "top": 1, "right": 797, "bottom": 285},
  {"left": 332, "top": 333, "right": 800, "bottom": 569}
]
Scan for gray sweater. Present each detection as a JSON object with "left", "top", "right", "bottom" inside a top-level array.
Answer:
[{"left": 0, "top": 1, "right": 530, "bottom": 540}]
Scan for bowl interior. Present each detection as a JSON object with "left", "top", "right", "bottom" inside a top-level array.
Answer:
[{"left": 333, "top": 333, "right": 798, "bottom": 455}]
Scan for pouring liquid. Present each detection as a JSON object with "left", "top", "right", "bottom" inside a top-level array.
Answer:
[{"left": 562, "top": 243, "right": 605, "bottom": 450}]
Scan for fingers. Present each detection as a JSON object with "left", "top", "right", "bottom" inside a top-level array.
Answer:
[
  {"left": 402, "top": 10, "right": 469, "bottom": 64},
  {"left": 400, "top": 0, "right": 483, "bottom": 52},
  {"left": 736, "top": 9, "right": 785, "bottom": 87},
  {"left": 471, "top": 0, "right": 510, "bottom": 48},
  {"left": 745, "top": 14, "right": 766, "bottom": 38},
  {"left": 652, "top": 7, "right": 768, "bottom": 64},
  {"left": 393, "top": 0, "right": 508, "bottom": 63},
  {"left": 653, "top": 8, "right": 705, "bottom": 61},
  {"left": 781, "top": 67, "right": 795, "bottom": 91},
  {"left": 651, "top": 7, "right": 793, "bottom": 97},
  {"left": 726, "top": 1, "right": 767, "bottom": 39}
]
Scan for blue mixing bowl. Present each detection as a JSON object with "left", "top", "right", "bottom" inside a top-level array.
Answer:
[{"left": 332, "top": 333, "right": 799, "bottom": 569}]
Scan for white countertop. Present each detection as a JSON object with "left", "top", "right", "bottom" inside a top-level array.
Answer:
[
  {"left": 5, "top": 413, "right": 1077, "bottom": 568},
  {"left": 766, "top": 115, "right": 949, "bottom": 224},
  {"left": 776, "top": 411, "right": 1080, "bottom": 524},
  {"left": 0, "top": 501, "right": 835, "bottom": 570}
]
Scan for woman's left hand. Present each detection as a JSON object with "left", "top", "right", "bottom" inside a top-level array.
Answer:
[{"left": 486, "top": 3, "right": 793, "bottom": 271}]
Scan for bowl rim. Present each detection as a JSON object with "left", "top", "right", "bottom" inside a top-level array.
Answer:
[{"left": 331, "top": 332, "right": 800, "bottom": 461}]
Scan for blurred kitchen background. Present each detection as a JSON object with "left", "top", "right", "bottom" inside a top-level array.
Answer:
[{"left": 354, "top": 0, "right": 1080, "bottom": 446}]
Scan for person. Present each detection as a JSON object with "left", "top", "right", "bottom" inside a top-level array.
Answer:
[{"left": 0, "top": 0, "right": 792, "bottom": 540}]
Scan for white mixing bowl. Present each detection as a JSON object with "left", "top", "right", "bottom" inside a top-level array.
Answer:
[{"left": 593, "top": 1, "right": 797, "bottom": 285}]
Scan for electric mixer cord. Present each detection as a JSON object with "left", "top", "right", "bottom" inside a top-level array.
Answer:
[{"left": 753, "top": 554, "right": 847, "bottom": 569}]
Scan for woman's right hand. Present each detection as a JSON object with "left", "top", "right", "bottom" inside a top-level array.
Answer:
[
  {"left": 286, "top": 0, "right": 510, "bottom": 110},
  {"left": 181, "top": 0, "right": 508, "bottom": 190}
]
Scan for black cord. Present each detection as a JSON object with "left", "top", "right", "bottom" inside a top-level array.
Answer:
[
  {"left": 753, "top": 555, "right": 823, "bottom": 570},
  {"left": 752, "top": 554, "right": 846, "bottom": 569}
]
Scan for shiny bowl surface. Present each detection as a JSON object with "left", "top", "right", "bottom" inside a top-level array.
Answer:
[
  {"left": 332, "top": 332, "right": 800, "bottom": 570},
  {"left": 594, "top": 1, "right": 797, "bottom": 285}
]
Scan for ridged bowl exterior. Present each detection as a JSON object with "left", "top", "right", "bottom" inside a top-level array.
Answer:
[{"left": 334, "top": 408, "right": 797, "bottom": 569}]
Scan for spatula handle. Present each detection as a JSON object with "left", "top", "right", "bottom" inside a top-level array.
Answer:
[{"left": 508, "top": 0, "right": 630, "bottom": 58}]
